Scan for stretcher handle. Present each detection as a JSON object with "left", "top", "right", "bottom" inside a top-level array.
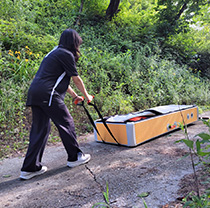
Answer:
[
  {"left": 74, "top": 95, "right": 120, "bottom": 145},
  {"left": 74, "top": 95, "right": 94, "bottom": 105},
  {"left": 87, "top": 95, "right": 94, "bottom": 105},
  {"left": 75, "top": 96, "right": 106, "bottom": 143},
  {"left": 74, "top": 96, "right": 84, "bottom": 105}
]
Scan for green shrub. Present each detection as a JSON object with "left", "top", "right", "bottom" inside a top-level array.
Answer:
[
  {"left": 114, "top": 0, "right": 158, "bottom": 40},
  {"left": 0, "top": 18, "right": 57, "bottom": 53},
  {"left": 128, "top": 46, "right": 210, "bottom": 110},
  {"left": 83, "top": 0, "right": 109, "bottom": 17}
]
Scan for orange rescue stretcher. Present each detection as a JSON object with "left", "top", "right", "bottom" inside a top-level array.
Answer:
[{"left": 93, "top": 105, "right": 199, "bottom": 147}]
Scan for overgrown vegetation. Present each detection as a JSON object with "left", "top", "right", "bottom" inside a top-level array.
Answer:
[
  {"left": 175, "top": 119, "right": 210, "bottom": 207},
  {"left": 0, "top": 0, "right": 210, "bottom": 158}
]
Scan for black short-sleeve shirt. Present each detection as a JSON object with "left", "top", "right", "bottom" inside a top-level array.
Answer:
[{"left": 26, "top": 46, "right": 78, "bottom": 106}]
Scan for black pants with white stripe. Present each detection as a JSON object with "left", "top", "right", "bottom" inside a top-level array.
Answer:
[{"left": 21, "top": 99, "right": 81, "bottom": 172}]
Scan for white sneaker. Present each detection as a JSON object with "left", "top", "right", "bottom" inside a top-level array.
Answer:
[
  {"left": 20, "top": 166, "right": 48, "bottom": 180},
  {"left": 67, "top": 152, "right": 91, "bottom": 168}
]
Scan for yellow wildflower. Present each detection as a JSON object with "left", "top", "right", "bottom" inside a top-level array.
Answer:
[
  {"left": 29, "top": 52, "right": 33, "bottom": 55},
  {"left": 8, "top": 50, "right": 13, "bottom": 56},
  {"left": 25, "top": 46, "right": 29, "bottom": 49},
  {"left": 17, "top": 55, "right": 20, "bottom": 59},
  {"left": 25, "top": 59, "right": 29, "bottom": 62}
]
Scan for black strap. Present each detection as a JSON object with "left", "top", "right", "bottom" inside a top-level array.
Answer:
[
  {"left": 78, "top": 101, "right": 120, "bottom": 145},
  {"left": 78, "top": 101, "right": 106, "bottom": 143},
  {"left": 87, "top": 102, "right": 120, "bottom": 145}
]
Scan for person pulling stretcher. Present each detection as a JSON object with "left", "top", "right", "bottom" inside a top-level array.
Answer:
[{"left": 20, "top": 29, "right": 93, "bottom": 180}]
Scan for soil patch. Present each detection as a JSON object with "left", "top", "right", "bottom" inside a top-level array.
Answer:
[{"left": 163, "top": 167, "right": 210, "bottom": 208}]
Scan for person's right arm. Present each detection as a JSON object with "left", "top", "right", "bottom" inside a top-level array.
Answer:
[{"left": 71, "top": 76, "right": 93, "bottom": 102}]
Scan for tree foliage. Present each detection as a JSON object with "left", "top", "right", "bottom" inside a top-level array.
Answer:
[{"left": 157, "top": 0, "right": 209, "bottom": 37}]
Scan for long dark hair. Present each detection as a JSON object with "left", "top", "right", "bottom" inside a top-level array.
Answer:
[{"left": 58, "top": 29, "right": 82, "bottom": 62}]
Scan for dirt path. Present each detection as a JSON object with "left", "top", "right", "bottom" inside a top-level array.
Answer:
[{"left": 0, "top": 112, "right": 209, "bottom": 208}]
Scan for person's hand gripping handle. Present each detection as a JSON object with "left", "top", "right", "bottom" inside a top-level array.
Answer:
[
  {"left": 74, "top": 96, "right": 84, "bottom": 105},
  {"left": 87, "top": 95, "right": 94, "bottom": 104},
  {"left": 74, "top": 95, "right": 94, "bottom": 105}
]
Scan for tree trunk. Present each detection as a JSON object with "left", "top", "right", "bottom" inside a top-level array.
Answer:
[
  {"left": 74, "top": 0, "right": 84, "bottom": 26},
  {"left": 106, "top": 0, "right": 120, "bottom": 19},
  {"left": 175, "top": 3, "right": 187, "bottom": 21}
]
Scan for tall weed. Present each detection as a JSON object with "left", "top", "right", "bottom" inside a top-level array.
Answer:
[
  {"left": 0, "top": 46, "right": 41, "bottom": 157},
  {"left": 0, "top": 78, "right": 30, "bottom": 157},
  {"left": 176, "top": 120, "right": 210, "bottom": 207},
  {"left": 0, "top": 46, "right": 40, "bottom": 82}
]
